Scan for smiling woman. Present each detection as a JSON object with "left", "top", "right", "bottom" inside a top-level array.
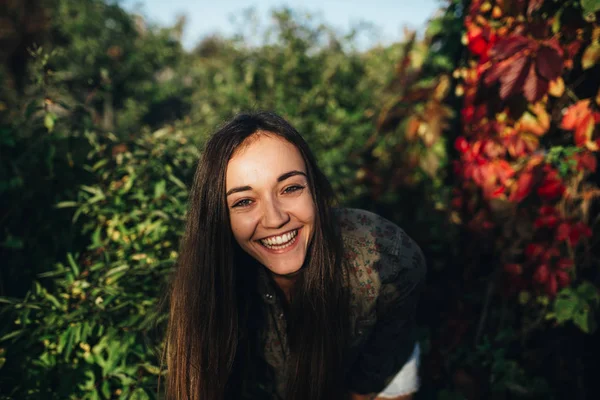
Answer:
[
  {"left": 226, "top": 134, "right": 315, "bottom": 286},
  {"left": 164, "top": 111, "right": 426, "bottom": 400}
]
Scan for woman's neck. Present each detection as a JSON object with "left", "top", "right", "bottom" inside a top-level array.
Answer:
[{"left": 271, "top": 272, "right": 299, "bottom": 304}]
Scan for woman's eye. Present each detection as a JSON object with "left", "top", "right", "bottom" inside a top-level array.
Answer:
[
  {"left": 283, "top": 185, "right": 305, "bottom": 194},
  {"left": 232, "top": 199, "right": 253, "bottom": 208}
]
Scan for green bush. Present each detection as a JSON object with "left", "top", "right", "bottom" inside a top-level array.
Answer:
[
  {"left": 0, "top": 3, "right": 408, "bottom": 398},
  {"left": 1, "top": 124, "right": 199, "bottom": 399}
]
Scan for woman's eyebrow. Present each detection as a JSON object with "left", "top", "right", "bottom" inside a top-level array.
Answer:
[
  {"left": 277, "top": 170, "right": 307, "bottom": 182},
  {"left": 226, "top": 185, "right": 252, "bottom": 196},
  {"left": 226, "top": 170, "right": 307, "bottom": 197}
]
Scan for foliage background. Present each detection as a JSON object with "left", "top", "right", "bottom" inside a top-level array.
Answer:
[{"left": 1, "top": 0, "right": 599, "bottom": 399}]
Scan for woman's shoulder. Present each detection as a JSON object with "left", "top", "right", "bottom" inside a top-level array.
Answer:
[
  {"left": 335, "top": 207, "right": 425, "bottom": 300},
  {"left": 335, "top": 207, "right": 406, "bottom": 262}
]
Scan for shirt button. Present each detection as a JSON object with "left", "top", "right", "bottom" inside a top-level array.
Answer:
[
  {"left": 357, "top": 329, "right": 364, "bottom": 336},
  {"left": 265, "top": 293, "right": 274, "bottom": 300},
  {"left": 278, "top": 312, "right": 284, "bottom": 319}
]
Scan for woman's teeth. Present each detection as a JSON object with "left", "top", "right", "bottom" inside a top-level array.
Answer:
[{"left": 260, "top": 229, "right": 298, "bottom": 249}]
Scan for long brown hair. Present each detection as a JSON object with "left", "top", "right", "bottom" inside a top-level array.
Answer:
[{"left": 165, "top": 111, "right": 350, "bottom": 399}]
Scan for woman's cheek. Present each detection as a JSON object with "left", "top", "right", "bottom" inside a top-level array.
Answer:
[{"left": 231, "top": 212, "right": 259, "bottom": 241}]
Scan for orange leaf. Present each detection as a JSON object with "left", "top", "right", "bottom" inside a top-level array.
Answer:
[
  {"left": 405, "top": 116, "right": 420, "bottom": 141},
  {"left": 509, "top": 170, "right": 534, "bottom": 203},
  {"left": 549, "top": 77, "right": 565, "bottom": 97},
  {"left": 561, "top": 100, "right": 591, "bottom": 131},
  {"left": 517, "top": 103, "right": 550, "bottom": 136},
  {"left": 574, "top": 113, "right": 595, "bottom": 148}
]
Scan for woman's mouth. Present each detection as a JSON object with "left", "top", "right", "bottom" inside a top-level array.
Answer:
[{"left": 259, "top": 228, "right": 299, "bottom": 250}]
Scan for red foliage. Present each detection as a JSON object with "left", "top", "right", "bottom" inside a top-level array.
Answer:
[
  {"left": 574, "top": 151, "right": 597, "bottom": 172},
  {"left": 455, "top": 0, "right": 597, "bottom": 301},
  {"left": 561, "top": 100, "right": 600, "bottom": 151},
  {"left": 484, "top": 35, "right": 563, "bottom": 102},
  {"left": 537, "top": 166, "right": 566, "bottom": 200},
  {"left": 534, "top": 205, "right": 560, "bottom": 229},
  {"left": 525, "top": 243, "right": 572, "bottom": 296},
  {"left": 556, "top": 221, "right": 593, "bottom": 246}
]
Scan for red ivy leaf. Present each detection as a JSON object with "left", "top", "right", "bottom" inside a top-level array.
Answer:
[
  {"left": 525, "top": 243, "right": 544, "bottom": 261},
  {"left": 504, "top": 263, "right": 522, "bottom": 275},
  {"left": 547, "top": 274, "right": 558, "bottom": 297},
  {"left": 524, "top": 63, "right": 549, "bottom": 102},
  {"left": 484, "top": 57, "right": 512, "bottom": 86},
  {"left": 555, "top": 270, "right": 570, "bottom": 287},
  {"left": 534, "top": 264, "right": 550, "bottom": 284},
  {"left": 536, "top": 42, "right": 564, "bottom": 81},
  {"left": 537, "top": 169, "right": 565, "bottom": 200},
  {"left": 500, "top": 56, "right": 531, "bottom": 100},
  {"left": 557, "top": 258, "right": 574, "bottom": 270},
  {"left": 490, "top": 35, "right": 531, "bottom": 60},
  {"left": 574, "top": 151, "right": 597, "bottom": 172},
  {"left": 455, "top": 137, "right": 469, "bottom": 153},
  {"left": 556, "top": 222, "right": 571, "bottom": 242}
]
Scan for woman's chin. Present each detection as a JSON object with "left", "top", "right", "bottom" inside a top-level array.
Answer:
[{"left": 265, "top": 263, "right": 303, "bottom": 278}]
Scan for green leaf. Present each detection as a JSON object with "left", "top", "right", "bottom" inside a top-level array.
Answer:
[
  {"left": 0, "top": 330, "right": 24, "bottom": 342},
  {"left": 154, "top": 180, "right": 166, "bottom": 199},
  {"left": 105, "top": 264, "right": 130, "bottom": 277},
  {"left": 91, "top": 225, "right": 103, "bottom": 248},
  {"left": 44, "top": 112, "right": 56, "bottom": 132},
  {"left": 57, "top": 328, "right": 69, "bottom": 353},
  {"left": 38, "top": 269, "right": 68, "bottom": 278},
  {"left": 577, "top": 282, "right": 600, "bottom": 306},
  {"left": 168, "top": 174, "right": 187, "bottom": 190},
  {"left": 554, "top": 294, "right": 579, "bottom": 323},
  {"left": 55, "top": 201, "right": 78, "bottom": 208},
  {"left": 130, "top": 388, "right": 150, "bottom": 400},
  {"left": 91, "top": 159, "right": 109, "bottom": 171},
  {"left": 44, "top": 291, "right": 63, "bottom": 309},
  {"left": 552, "top": 9, "right": 562, "bottom": 35},
  {"left": 573, "top": 308, "right": 596, "bottom": 333},
  {"left": 90, "top": 388, "right": 100, "bottom": 400},
  {"left": 81, "top": 369, "right": 96, "bottom": 391},
  {"left": 0, "top": 297, "right": 18, "bottom": 304},
  {"left": 581, "top": 0, "right": 600, "bottom": 15},
  {"left": 67, "top": 253, "right": 80, "bottom": 276},
  {"left": 101, "top": 379, "right": 111, "bottom": 399},
  {"left": 426, "top": 18, "right": 443, "bottom": 38},
  {"left": 140, "top": 362, "right": 161, "bottom": 375}
]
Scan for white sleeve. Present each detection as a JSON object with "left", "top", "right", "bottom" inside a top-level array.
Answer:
[{"left": 377, "top": 342, "right": 420, "bottom": 398}]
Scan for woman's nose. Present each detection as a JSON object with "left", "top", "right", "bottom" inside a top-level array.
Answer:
[{"left": 262, "top": 198, "right": 289, "bottom": 229}]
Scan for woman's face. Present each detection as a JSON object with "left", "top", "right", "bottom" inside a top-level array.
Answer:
[{"left": 225, "top": 132, "right": 315, "bottom": 277}]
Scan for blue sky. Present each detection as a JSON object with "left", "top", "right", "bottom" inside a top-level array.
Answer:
[{"left": 121, "top": 0, "right": 443, "bottom": 50}]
